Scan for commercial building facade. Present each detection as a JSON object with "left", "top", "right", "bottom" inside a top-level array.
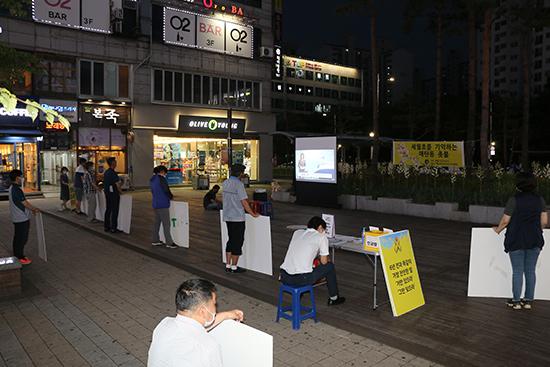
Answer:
[{"left": 0, "top": 0, "right": 276, "bottom": 192}]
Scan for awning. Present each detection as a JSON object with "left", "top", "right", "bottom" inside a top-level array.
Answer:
[{"left": 0, "top": 129, "right": 43, "bottom": 137}]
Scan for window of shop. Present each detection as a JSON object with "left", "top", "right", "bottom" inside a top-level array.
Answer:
[
  {"left": 79, "top": 60, "right": 131, "bottom": 100},
  {"left": 0, "top": 142, "right": 39, "bottom": 192},
  {"left": 153, "top": 69, "right": 262, "bottom": 111},
  {"left": 153, "top": 136, "right": 259, "bottom": 184},
  {"left": 36, "top": 60, "right": 77, "bottom": 94}
]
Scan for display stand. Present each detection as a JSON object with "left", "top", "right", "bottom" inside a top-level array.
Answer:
[
  {"left": 82, "top": 193, "right": 132, "bottom": 234},
  {"left": 159, "top": 201, "right": 190, "bottom": 248}
]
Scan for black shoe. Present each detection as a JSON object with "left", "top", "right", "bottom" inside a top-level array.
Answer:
[
  {"left": 328, "top": 297, "right": 346, "bottom": 306},
  {"left": 230, "top": 267, "right": 247, "bottom": 273},
  {"left": 110, "top": 229, "right": 123, "bottom": 234},
  {"left": 166, "top": 243, "right": 178, "bottom": 249},
  {"left": 104, "top": 228, "right": 111, "bottom": 232},
  {"left": 506, "top": 299, "right": 522, "bottom": 310},
  {"left": 225, "top": 266, "right": 232, "bottom": 272}
]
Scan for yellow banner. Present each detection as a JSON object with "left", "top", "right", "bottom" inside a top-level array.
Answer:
[
  {"left": 379, "top": 230, "right": 425, "bottom": 317},
  {"left": 393, "top": 141, "right": 465, "bottom": 168}
]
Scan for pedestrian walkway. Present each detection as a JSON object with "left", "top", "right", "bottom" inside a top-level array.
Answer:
[{"left": 0, "top": 204, "right": 437, "bottom": 367}]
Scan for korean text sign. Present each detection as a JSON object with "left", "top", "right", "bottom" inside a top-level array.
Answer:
[
  {"left": 378, "top": 230, "right": 425, "bottom": 317},
  {"left": 393, "top": 141, "right": 465, "bottom": 168}
]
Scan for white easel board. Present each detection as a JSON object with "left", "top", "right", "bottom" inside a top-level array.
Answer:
[
  {"left": 159, "top": 201, "right": 190, "bottom": 248},
  {"left": 219, "top": 211, "right": 273, "bottom": 276},
  {"left": 210, "top": 320, "right": 273, "bottom": 367},
  {"left": 82, "top": 192, "right": 132, "bottom": 234},
  {"left": 35, "top": 212, "right": 47, "bottom": 262},
  {"left": 468, "top": 228, "right": 550, "bottom": 300}
]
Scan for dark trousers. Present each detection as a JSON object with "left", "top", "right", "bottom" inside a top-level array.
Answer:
[
  {"left": 104, "top": 193, "right": 120, "bottom": 231},
  {"left": 281, "top": 263, "right": 339, "bottom": 298},
  {"left": 13, "top": 220, "right": 30, "bottom": 259},
  {"left": 226, "top": 221, "right": 246, "bottom": 256}
]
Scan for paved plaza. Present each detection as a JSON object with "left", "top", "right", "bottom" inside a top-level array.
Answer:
[{"left": 0, "top": 201, "right": 438, "bottom": 367}]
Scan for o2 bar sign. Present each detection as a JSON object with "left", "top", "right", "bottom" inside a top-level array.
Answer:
[
  {"left": 163, "top": 6, "right": 254, "bottom": 59},
  {"left": 32, "top": 0, "right": 111, "bottom": 34}
]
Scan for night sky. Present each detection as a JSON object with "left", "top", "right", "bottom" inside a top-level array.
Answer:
[{"left": 283, "top": 0, "right": 467, "bottom": 77}]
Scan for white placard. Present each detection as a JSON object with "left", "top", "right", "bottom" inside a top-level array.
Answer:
[
  {"left": 210, "top": 320, "right": 273, "bottom": 367},
  {"left": 159, "top": 201, "right": 190, "bottom": 248},
  {"left": 33, "top": 0, "right": 81, "bottom": 30},
  {"left": 82, "top": 192, "right": 132, "bottom": 234},
  {"left": 225, "top": 21, "right": 253, "bottom": 58},
  {"left": 35, "top": 212, "right": 47, "bottom": 262},
  {"left": 468, "top": 228, "right": 550, "bottom": 300},
  {"left": 81, "top": 0, "right": 110, "bottom": 33},
  {"left": 322, "top": 214, "right": 335, "bottom": 238},
  {"left": 196, "top": 15, "right": 225, "bottom": 53},
  {"left": 163, "top": 7, "right": 196, "bottom": 47},
  {"left": 220, "top": 211, "right": 273, "bottom": 276}
]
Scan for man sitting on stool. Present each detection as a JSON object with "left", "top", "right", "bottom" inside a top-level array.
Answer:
[
  {"left": 280, "top": 216, "right": 346, "bottom": 306},
  {"left": 203, "top": 185, "right": 222, "bottom": 210}
]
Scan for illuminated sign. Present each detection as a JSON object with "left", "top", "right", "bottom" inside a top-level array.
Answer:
[
  {"left": 163, "top": 7, "right": 253, "bottom": 59},
  {"left": 178, "top": 115, "right": 246, "bottom": 134},
  {"left": 0, "top": 99, "right": 37, "bottom": 128},
  {"left": 285, "top": 57, "right": 322, "bottom": 72},
  {"left": 0, "top": 108, "right": 31, "bottom": 117},
  {"left": 32, "top": 0, "right": 111, "bottom": 34},
  {"left": 40, "top": 99, "right": 78, "bottom": 123},
  {"left": 273, "top": 45, "right": 283, "bottom": 80},
  {"left": 80, "top": 104, "right": 130, "bottom": 127}
]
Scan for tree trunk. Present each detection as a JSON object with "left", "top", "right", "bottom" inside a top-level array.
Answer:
[
  {"left": 434, "top": 12, "right": 443, "bottom": 140},
  {"left": 520, "top": 33, "right": 531, "bottom": 169},
  {"left": 371, "top": 13, "right": 380, "bottom": 167},
  {"left": 466, "top": 7, "right": 477, "bottom": 167},
  {"left": 480, "top": 8, "right": 492, "bottom": 169}
]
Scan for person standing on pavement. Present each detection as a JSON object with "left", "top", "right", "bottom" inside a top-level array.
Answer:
[
  {"left": 103, "top": 157, "right": 122, "bottom": 233},
  {"left": 8, "top": 169, "right": 40, "bottom": 265},
  {"left": 280, "top": 216, "right": 346, "bottom": 306},
  {"left": 494, "top": 172, "right": 548, "bottom": 310},
  {"left": 83, "top": 162, "right": 99, "bottom": 223},
  {"left": 73, "top": 157, "right": 87, "bottom": 215},
  {"left": 222, "top": 164, "right": 259, "bottom": 273},
  {"left": 148, "top": 278, "right": 244, "bottom": 367},
  {"left": 59, "top": 166, "right": 70, "bottom": 211},
  {"left": 151, "top": 165, "right": 178, "bottom": 249}
]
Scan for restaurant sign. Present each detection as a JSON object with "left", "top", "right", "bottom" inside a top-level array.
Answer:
[{"left": 178, "top": 115, "right": 246, "bottom": 134}]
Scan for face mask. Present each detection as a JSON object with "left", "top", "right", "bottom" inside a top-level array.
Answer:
[
  {"left": 202, "top": 306, "right": 216, "bottom": 328},
  {"left": 20, "top": 178, "right": 25, "bottom": 186}
]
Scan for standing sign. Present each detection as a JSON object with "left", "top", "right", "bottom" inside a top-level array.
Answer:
[
  {"left": 32, "top": 0, "right": 111, "bottom": 34},
  {"left": 393, "top": 141, "right": 465, "bottom": 168},
  {"left": 35, "top": 212, "right": 47, "bottom": 262},
  {"left": 322, "top": 214, "right": 335, "bottom": 238},
  {"left": 378, "top": 230, "right": 425, "bottom": 317},
  {"left": 164, "top": 7, "right": 254, "bottom": 59},
  {"left": 159, "top": 201, "right": 190, "bottom": 248}
]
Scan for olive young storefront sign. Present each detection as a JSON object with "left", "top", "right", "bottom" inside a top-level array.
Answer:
[
  {"left": 178, "top": 115, "right": 246, "bottom": 134},
  {"left": 32, "top": 0, "right": 111, "bottom": 33},
  {"left": 163, "top": 7, "right": 253, "bottom": 58}
]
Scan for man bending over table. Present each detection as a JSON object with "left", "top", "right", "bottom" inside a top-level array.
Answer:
[{"left": 280, "top": 216, "right": 346, "bottom": 306}]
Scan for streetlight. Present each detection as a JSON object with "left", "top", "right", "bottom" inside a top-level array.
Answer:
[
  {"left": 224, "top": 89, "right": 250, "bottom": 170},
  {"left": 369, "top": 131, "right": 375, "bottom": 160}
]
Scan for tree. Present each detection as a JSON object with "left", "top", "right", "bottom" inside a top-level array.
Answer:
[
  {"left": 337, "top": 1, "right": 381, "bottom": 167},
  {"left": 404, "top": 0, "right": 455, "bottom": 140}
]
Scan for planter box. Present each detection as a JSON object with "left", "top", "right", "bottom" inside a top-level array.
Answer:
[
  {"left": 378, "top": 197, "right": 412, "bottom": 214},
  {"left": 338, "top": 195, "right": 356, "bottom": 209},
  {"left": 406, "top": 203, "right": 435, "bottom": 218},
  {"left": 357, "top": 196, "right": 374, "bottom": 211},
  {"left": 272, "top": 191, "right": 291, "bottom": 203},
  {"left": 486, "top": 206, "right": 505, "bottom": 225},
  {"left": 450, "top": 210, "right": 470, "bottom": 222},
  {"left": 469, "top": 205, "right": 489, "bottom": 224}
]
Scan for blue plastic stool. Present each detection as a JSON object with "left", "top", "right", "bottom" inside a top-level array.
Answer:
[
  {"left": 259, "top": 201, "right": 274, "bottom": 218},
  {"left": 276, "top": 284, "right": 317, "bottom": 330}
]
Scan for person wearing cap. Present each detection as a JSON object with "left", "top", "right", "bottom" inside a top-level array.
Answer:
[{"left": 222, "top": 164, "right": 259, "bottom": 273}]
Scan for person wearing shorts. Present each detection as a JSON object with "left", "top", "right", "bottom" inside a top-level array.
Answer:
[{"left": 221, "top": 164, "right": 258, "bottom": 273}]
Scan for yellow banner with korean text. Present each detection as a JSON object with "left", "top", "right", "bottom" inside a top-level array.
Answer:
[
  {"left": 393, "top": 141, "right": 465, "bottom": 168},
  {"left": 378, "top": 230, "right": 425, "bottom": 317}
]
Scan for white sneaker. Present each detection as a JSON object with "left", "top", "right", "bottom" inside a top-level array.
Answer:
[{"left": 152, "top": 242, "right": 164, "bottom": 246}]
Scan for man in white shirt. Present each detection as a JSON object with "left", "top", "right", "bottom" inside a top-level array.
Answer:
[
  {"left": 280, "top": 216, "right": 346, "bottom": 306},
  {"left": 148, "top": 278, "right": 244, "bottom": 367}
]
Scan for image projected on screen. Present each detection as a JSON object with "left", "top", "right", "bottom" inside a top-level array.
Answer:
[{"left": 296, "top": 149, "right": 336, "bottom": 183}]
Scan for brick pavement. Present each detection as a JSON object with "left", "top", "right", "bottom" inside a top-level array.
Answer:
[{"left": 0, "top": 202, "right": 438, "bottom": 367}]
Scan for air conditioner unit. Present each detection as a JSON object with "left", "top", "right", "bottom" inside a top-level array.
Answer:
[
  {"left": 260, "top": 47, "right": 274, "bottom": 58},
  {"left": 114, "top": 20, "right": 123, "bottom": 34}
]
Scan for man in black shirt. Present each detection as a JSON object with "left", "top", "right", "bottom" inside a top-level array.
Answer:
[
  {"left": 203, "top": 185, "right": 222, "bottom": 210},
  {"left": 103, "top": 157, "right": 122, "bottom": 233}
]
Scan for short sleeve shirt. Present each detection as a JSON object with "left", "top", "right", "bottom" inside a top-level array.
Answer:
[
  {"left": 203, "top": 190, "right": 217, "bottom": 208},
  {"left": 222, "top": 176, "right": 248, "bottom": 222},
  {"left": 103, "top": 168, "right": 120, "bottom": 195},
  {"left": 504, "top": 196, "right": 546, "bottom": 216},
  {"left": 148, "top": 315, "right": 223, "bottom": 367},
  {"left": 280, "top": 229, "right": 330, "bottom": 274},
  {"left": 9, "top": 184, "right": 30, "bottom": 223}
]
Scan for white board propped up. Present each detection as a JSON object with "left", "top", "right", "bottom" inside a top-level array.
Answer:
[
  {"left": 220, "top": 211, "right": 273, "bottom": 276},
  {"left": 210, "top": 320, "right": 273, "bottom": 367},
  {"left": 35, "top": 212, "right": 47, "bottom": 262},
  {"left": 82, "top": 193, "right": 133, "bottom": 234},
  {"left": 468, "top": 228, "right": 550, "bottom": 300},
  {"left": 159, "top": 201, "right": 190, "bottom": 248}
]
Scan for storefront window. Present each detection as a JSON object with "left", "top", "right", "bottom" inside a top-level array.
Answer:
[
  {"left": 41, "top": 151, "right": 76, "bottom": 186},
  {"left": 0, "top": 142, "right": 39, "bottom": 192},
  {"left": 153, "top": 136, "right": 259, "bottom": 185}
]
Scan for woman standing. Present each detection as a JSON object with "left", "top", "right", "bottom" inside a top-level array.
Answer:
[
  {"left": 494, "top": 172, "right": 548, "bottom": 310},
  {"left": 59, "top": 167, "right": 70, "bottom": 211}
]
